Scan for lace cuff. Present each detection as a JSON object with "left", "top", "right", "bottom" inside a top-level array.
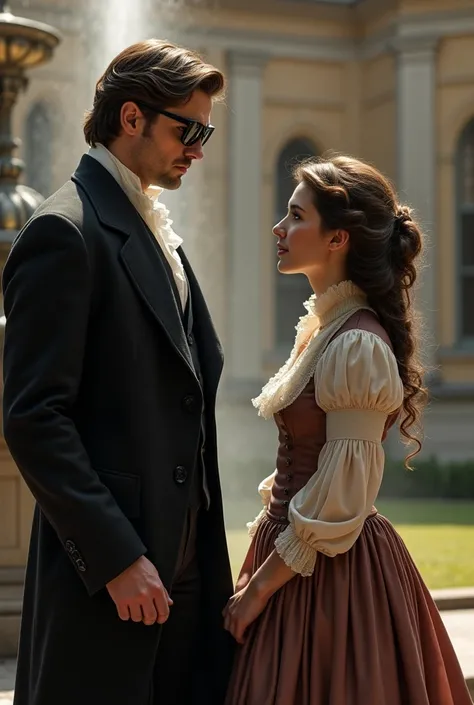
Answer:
[{"left": 274, "top": 524, "right": 317, "bottom": 577}]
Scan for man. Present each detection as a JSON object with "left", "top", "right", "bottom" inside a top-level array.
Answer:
[{"left": 2, "top": 39, "right": 234, "bottom": 705}]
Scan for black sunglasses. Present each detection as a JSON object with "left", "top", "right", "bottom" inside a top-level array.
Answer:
[{"left": 136, "top": 103, "right": 215, "bottom": 146}]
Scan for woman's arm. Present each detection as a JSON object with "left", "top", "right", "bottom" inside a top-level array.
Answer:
[{"left": 223, "top": 550, "right": 296, "bottom": 644}]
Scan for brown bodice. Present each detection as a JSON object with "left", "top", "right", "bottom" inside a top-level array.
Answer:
[
  {"left": 268, "top": 378, "right": 324, "bottom": 523},
  {"left": 267, "top": 309, "right": 400, "bottom": 523}
]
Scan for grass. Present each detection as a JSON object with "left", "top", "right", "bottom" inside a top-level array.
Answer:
[{"left": 225, "top": 499, "right": 474, "bottom": 590}]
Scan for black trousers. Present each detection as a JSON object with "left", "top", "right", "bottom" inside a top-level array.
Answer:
[{"left": 151, "top": 507, "right": 202, "bottom": 705}]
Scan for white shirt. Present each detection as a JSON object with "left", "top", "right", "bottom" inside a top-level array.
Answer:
[{"left": 88, "top": 144, "right": 188, "bottom": 310}]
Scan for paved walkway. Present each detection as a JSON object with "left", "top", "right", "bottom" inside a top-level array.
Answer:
[
  {"left": 0, "top": 611, "right": 473, "bottom": 702},
  {"left": 0, "top": 657, "right": 14, "bottom": 703}
]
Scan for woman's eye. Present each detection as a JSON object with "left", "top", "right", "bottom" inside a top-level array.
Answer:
[{"left": 291, "top": 212, "right": 301, "bottom": 220}]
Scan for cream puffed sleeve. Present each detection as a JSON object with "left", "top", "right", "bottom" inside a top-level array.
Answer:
[
  {"left": 247, "top": 469, "right": 277, "bottom": 537},
  {"left": 274, "top": 329, "right": 404, "bottom": 576}
]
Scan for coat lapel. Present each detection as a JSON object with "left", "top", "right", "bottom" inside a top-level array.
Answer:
[
  {"left": 180, "top": 250, "right": 224, "bottom": 399},
  {"left": 72, "top": 155, "right": 195, "bottom": 375}
]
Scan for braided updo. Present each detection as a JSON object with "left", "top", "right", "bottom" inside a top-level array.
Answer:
[{"left": 293, "top": 155, "right": 427, "bottom": 464}]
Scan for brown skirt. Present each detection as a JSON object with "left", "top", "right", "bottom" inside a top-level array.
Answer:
[{"left": 225, "top": 513, "right": 472, "bottom": 705}]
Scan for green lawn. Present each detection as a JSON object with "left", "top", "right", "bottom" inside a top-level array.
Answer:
[{"left": 226, "top": 500, "right": 474, "bottom": 590}]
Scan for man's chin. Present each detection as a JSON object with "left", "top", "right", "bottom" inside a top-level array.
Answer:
[{"left": 156, "top": 174, "right": 182, "bottom": 191}]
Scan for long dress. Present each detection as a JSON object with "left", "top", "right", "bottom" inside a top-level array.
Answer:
[{"left": 225, "top": 282, "right": 472, "bottom": 705}]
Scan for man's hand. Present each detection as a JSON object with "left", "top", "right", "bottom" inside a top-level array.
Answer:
[{"left": 106, "top": 555, "right": 173, "bottom": 625}]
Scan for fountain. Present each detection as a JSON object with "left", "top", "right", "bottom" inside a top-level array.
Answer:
[
  {"left": 0, "top": 1, "right": 60, "bottom": 244},
  {"left": 0, "top": 0, "right": 60, "bottom": 659}
]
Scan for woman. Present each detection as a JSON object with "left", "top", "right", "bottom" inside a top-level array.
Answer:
[{"left": 223, "top": 155, "right": 471, "bottom": 705}]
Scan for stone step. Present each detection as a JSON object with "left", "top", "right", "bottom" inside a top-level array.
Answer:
[
  {"left": 0, "top": 576, "right": 23, "bottom": 658},
  {"left": 0, "top": 583, "right": 23, "bottom": 616},
  {"left": 0, "top": 570, "right": 24, "bottom": 587},
  {"left": 0, "top": 615, "right": 19, "bottom": 659},
  {"left": 431, "top": 587, "right": 474, "bottom": 612}
]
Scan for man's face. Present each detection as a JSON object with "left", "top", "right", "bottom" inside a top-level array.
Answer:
[{"left": 131, "top": 89, "right": 212, "bottom": 190}]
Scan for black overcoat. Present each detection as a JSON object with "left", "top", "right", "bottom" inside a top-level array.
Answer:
[{"left": 2, "top": 155, "right": 234, "bottom": 705}]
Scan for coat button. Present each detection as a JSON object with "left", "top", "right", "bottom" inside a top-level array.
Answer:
[
  {"left": 285, "top": 457, "right": 292, "bottom": 467},
  {"left": 183, "top": 395, "right": 196, "bottom": 413},
  {"left": 76, "top": 559, "right": 86, "bottom": 572},
  {"left": 174, "top": 466, "right": 188, "bottom": 484},
  {"left": 187, "top": 334, "right": 194, "bottom": 346},
  {"left": 286, "top": 472, "right": 293, "bottom": 481},
  {"left": 65, "top": 540, "right": 75, "bottom": 553},
  {"left": 285, "top": 443, "right": 293, "bottom": 451}
]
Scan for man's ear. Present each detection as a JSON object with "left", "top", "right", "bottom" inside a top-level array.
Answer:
[{"left": 120, "top": 102, "right": 141, "bottom": 137}]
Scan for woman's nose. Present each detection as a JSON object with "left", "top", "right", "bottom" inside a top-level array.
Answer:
[{"left": 273, "top": 220, "right": 286, "bottom": 238}]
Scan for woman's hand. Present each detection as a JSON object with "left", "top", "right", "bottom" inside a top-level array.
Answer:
[
  {"left": 224, "top": 549, "right": 298, "bottom": 643},
  {"left": 222, "top": 580, "right": 270, "bottom": 645}
]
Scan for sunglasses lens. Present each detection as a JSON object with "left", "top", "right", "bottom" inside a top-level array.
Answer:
[
  {"left": 201, "top": 128, "right": 212, "bottom": 146},
  {"left": 182, "top": 123, "right": 214, "bottom": 146},
  {"left": 182, "top": 122, "right": 202, "bottom": 146}
]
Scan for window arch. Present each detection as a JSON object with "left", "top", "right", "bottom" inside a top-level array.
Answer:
[
  {"left": 456, "top": 119, "right": 474, "bottom": 342},
  {"left": 25, "top": 101, "right": 54, "bottom": 197},
  {"left": 274, "top": 137, "right": 317, "bottom": 350}
]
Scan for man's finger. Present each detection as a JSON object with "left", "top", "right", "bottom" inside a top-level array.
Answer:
[
  {"left": 116, "top": 603, "right": 130, "bottom": 621},
  {"left": 129, "top": 602, "right": 143, "bottom": 623},
  {"left": 141, "top": 601, "right": 158, "bottom": 626},
  {"left": 153, "top": 595, "right": 170, "bottom": 624}
]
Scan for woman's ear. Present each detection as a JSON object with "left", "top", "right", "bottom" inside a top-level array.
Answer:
[{"left": 328, "top": 229, "right": 349, "bottom": 252}]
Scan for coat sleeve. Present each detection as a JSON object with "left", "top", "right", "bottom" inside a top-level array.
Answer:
[
  {"left": 2, "top": 214, "right": 147, "bottom": 595},
  {"left": 274, "top": 329, "right": 404, "bottom": 576}
]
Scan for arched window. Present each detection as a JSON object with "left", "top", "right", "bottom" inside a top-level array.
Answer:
[
  {"left": 274, "top": 137, "right": 317, "bottom": 351},
  {"left": 25, "top": 102, "right": 54, "bottom": 197},
  {"left": 456, "top": 119, "right": 474, "bottom": 342}
]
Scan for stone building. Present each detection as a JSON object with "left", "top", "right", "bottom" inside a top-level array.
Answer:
[{"left": 0, "top": 0, "right": 473, "bottom": 581}]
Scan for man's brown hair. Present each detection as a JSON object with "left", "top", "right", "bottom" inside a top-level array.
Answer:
[{"left": 84, "top": 39, "right": 225, "bottom": 147}]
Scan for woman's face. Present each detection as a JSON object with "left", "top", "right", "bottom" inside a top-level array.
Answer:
[{"left": 273, "top": 182, "right": 333, "bottom": 277}]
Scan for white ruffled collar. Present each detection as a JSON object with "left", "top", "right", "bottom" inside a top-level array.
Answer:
[
  {"left": 88, "top": 144, "right": 183, "bottom": 253},
  {"left": 302, "top": 280, "right": 367, "bottom": 330},
  {"left": 252, "top": 280, "right": 371, "bottom": 419}
]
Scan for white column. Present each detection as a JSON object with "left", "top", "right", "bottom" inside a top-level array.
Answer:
[
  {"left": 227, "top": 51, "right": 266, "bottom": 395},
  {"left": 395, "top": 36, "right": 439, "bottom": 372}
]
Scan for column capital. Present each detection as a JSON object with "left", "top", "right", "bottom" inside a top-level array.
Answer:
[
  {"left": 390, "top": 33, "right": 439, "bottom": 62},
  {"left": 227, "top": 50, "right": 268, "bottom": 75}
]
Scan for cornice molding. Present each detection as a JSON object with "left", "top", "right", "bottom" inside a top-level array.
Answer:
[
  {"left": 188, "top": 7, "right": 474, "bottom": 64},
  {"left": 10, "top": 4, "right": 474, "bottom": 65},
  {"left": 187, "top": 26, "right": 357, "bottom": 61}
]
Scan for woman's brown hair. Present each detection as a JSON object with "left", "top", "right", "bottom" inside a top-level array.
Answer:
[
  {"left": 293, "top": 154, "right": 428, "bottom": 465},
  {"left": 84, "top": 39, "right": 225, "bottom": 147}
]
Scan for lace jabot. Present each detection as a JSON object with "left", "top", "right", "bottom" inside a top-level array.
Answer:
[
  {"left": 252, "top": 281, "right": 372, "bottom": 419},
  {"left": 88, "top": 144, "right": 188, "bottom": 309}
]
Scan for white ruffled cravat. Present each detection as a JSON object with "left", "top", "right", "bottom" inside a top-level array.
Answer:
[{"left": 88, "top": 144, "right": 188, "bottom": 310}]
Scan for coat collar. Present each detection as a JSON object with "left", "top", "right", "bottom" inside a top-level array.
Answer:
[{"left": 72, "top": 155, "right": 222, "bottom": 385}]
